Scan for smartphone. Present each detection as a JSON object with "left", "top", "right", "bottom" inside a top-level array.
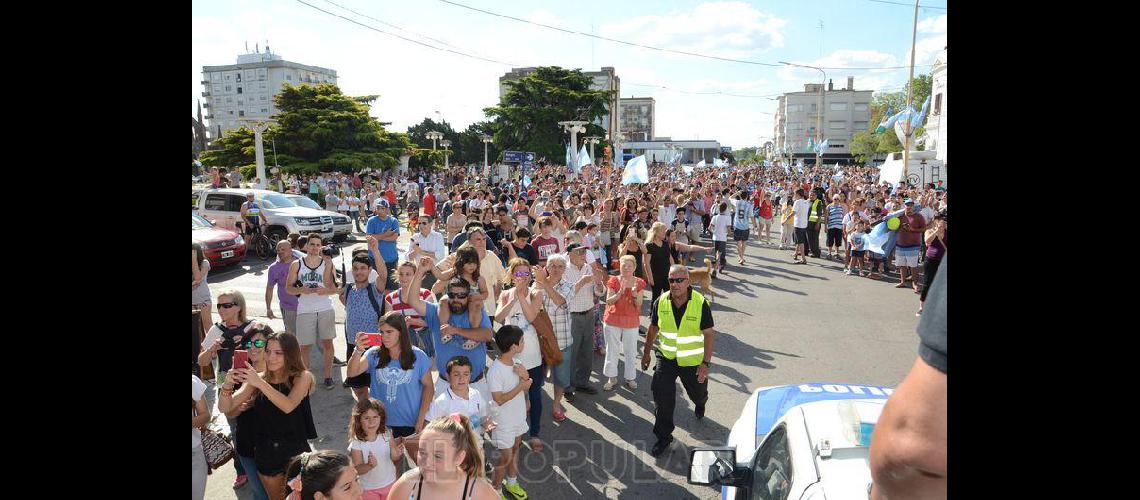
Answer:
[
  {"left": 363, "top": 333, "right": 383, "bottom": 348},
  {"left": 232, "top": 350, "right": 249, "bottom": 371}
]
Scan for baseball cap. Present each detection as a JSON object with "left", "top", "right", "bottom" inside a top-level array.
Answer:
[
  {"left": 904, "top": 198, "right": 915, "bottom": 205},
  {"left": 566, "top": 243, "right": 587, "bottom": 253},
  {"left": 376, "top": 199, "right": 390, "bottom": 208}
]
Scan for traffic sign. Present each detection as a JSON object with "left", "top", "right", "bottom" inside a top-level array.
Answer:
[{"left": 503, "top": 151, "right": 525, "bottom": 163}]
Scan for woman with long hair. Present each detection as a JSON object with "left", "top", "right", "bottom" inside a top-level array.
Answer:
[
  {"left": 192, "top": 243, "right": 213, "bottom": 336},
  {"left": 493, "top": 258, "right": 545, "bottom": 451},
  {"left": 346, "top": 311, "right": 434, "bottom": 471},
  {"left": 221, "top": 332, "right": 317, "bottom": 500},
  {"left": 644, "top": 222, "right": 675, "bottom": 301},
  {"left": 219, "top": 323, "right": 275, "bottom": 499},
  {"left": 282, "top": 450, "right": 364, "bottom": 500},
  {"left": 385, "top": 414, "right": 498, "bottom": 500}
]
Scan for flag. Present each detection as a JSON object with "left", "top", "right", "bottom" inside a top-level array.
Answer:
[
  {"left": 815, "top": 139, "right": 829, "bottom": 154},
  {"left": 682, "top": 164, "right": 695, "bottom": 175},
  {"left": 862, "top": 218, "right": 899, "bottom": 257},
  {"left": 911, "top": 95, "right": 931, "bottom": 130},
  {"left": 565, "top": 143, "right": 573, "bottom": 169},
  {"left": 578, "top": 144, "right": 591, "bottom": 168},
  {"left": 622, "top": 155, "right": 649, "bottom": 184},
  {"left": 522, "top": 174, "right": 532, "bottom": 188},
  {"left": 807, "top": 137, "right": 815, "bottom": 152},
  {"left": 714, "top": 158, "right": 726, "bottom": 168},
  {"left": 696, "top": 159, "right": 706, "bottom": 168}
]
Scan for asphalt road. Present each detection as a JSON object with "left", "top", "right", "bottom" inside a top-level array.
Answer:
[{"left": 201, "top": 224, "right": 922, "bottom": 499}]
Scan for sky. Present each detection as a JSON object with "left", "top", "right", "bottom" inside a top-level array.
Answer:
[{"left": 192, "top": 0, "right": 947, "bottom": 150}]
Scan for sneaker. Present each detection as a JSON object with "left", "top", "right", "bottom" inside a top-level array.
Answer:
[
  {"left": 332, "top": 357, "right": 347, "bottom": 367},
  {"left": 626, "top": 380, "right": 638, "bottom": 390},
  {"left": 503, "top": 481, "right": 528, "bottom": 500},
  {"left": 650, "top": 437, "right": 673, "bottom": 457},
  {"left": 233, "top": 474, "right": 248, "bottom": 489},
  {"left": 844, "top": 269, "right": 852, "bottom": 276},
  {"left": 696, "top": 404, "right": 706, "bottom": 421},
  {"left": 603, "top": 379, "right": 617, "bottom": 391},
  {"left": 564, "top": 391, "right": 576, "bottom": 403},
  {"left": 324, "top": 378, "right": 335, "bottom": 390},
  {"left": 575, "top": 385, "right": 598, "bottom": 395}
]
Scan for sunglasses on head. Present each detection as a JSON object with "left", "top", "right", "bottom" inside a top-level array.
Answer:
[
  {"left": 217, "top": 302, "right": 239, "bottom": 309},
  {"left": 245, "top": 339, "right": 267, "bottom": 349},
  {"left": 668, "top": 277, "right": 688, "bottom": 284}
]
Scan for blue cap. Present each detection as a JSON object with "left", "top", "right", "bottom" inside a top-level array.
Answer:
[{"left": 904, "top": 198, "right": 915, "bottom": 205}]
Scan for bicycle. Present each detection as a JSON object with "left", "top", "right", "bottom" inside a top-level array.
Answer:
[{"left": 238, "top": 222, "right": 273, "bottom": 260}]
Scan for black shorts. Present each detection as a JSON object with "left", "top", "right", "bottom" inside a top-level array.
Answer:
[
  {"left": 826, "top": 228, "right": 844, "bottom": 247},
  {"left": 733, "top": 228, "right": 750, "bottom": 241},
  {"left": 254, "top": 438, "right": 311, "bottom": 476},
  {"left": 390, "top": 426, "right": 416, "bottom": 438},
  {"left": 793, "top": 227, "right": 809, "bottom": 244},
  {"left": 850, "top": 250, "right": 866, "bottom": 258}
]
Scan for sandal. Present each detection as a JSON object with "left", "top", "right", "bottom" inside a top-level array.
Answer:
[
  {"left": 529, "top": 437, "right": 544, "bottom": 452},
  {"left": 552, "top": 408, "right": 567, "bottom": 422}
]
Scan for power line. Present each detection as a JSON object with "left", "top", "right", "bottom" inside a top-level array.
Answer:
[
  {"left": 293, "top": 0, "right": 521, "bottom": 67},
  {"left": 319, "top": 0, "right": 467, "bottom": 52},
  {"left": 864, "top": 0, "right": 947, "bottom": 10},
  {"left": 435, "top": 0, "right": 930, "bottom": 71}
]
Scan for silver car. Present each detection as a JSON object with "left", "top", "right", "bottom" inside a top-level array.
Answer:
[{"left": 284, "top": 194, "right": 353, "bottom": 242}]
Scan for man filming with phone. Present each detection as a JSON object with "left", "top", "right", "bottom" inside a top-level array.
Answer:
[{"left": 286, "top": 233, "right": 339, "bottom": 391}]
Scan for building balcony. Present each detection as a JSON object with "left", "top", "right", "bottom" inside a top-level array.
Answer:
[
  {"left": 204, "top": 115, "right": 214, "bottom": 120},
  {"left": 201, "top": 92, "right": 210, "bottom": 97},
  {"left": 200, "top": 80, "right": 209, "bottom": 85}
]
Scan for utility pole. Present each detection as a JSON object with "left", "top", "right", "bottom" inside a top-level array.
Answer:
[{"left": 902, "top": 0, "right": 920, "bottom": 185}]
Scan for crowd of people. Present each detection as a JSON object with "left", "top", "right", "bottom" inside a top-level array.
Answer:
[{"left": 194, "top": 157, "right": 946, "bottom": 499}]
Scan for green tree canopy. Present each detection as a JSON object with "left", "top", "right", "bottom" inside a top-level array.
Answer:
[
  {"left": 198, "top": 127, "right": 255, "bottom": 171},
  {"left": 851, "top": 74, "right": 932, "bottom": 158},
  {"left": 457, "top": 121, "right": 499, "bottom": 165},
  {"left": 406, "top": 118, "right": 459, "bottom": 170},
  {"left": 484, "top": 67, "right": 612, "bottom": 164}
]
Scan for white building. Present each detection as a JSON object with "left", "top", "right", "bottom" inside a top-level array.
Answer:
[
  {"left": 499, "top": 67, "right": 620, "bottom": 144},
  {"left": 773, "top": 77, "right": 873, "bottom": 164},
  {"left": 619, "top": 97, "right": 655, "bottom": 142},
  {"left": 925, "top": 48, "right": 947, "bottom": 164},
  {"left": 201, "top": 47, "right": 338, "bottom": 142}
]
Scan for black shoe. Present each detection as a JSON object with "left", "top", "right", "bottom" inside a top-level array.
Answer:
[
  {"left": 332, "top": 357, "right": 347, "bottom": 367},
  {"left": 576, "top": 385, "right": 598, "bottom": 395},
  {"left": 564, "top": 391, "right": 576, "bottom": 403},
  {"left": 651, "top": 438, "right": 673, "bottom": 457},
  {"left": 696, "top": 404, "right": 706, "bottom": 421}
]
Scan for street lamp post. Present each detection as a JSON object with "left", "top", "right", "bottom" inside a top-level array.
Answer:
[
  {"left": 779, "top": 61, "right": 826, "bottom": 168},
  {"left": 584, "top": 136, "right": 601, "bottom": 166},
  {"left": 440, "top": 139, "right": 451, "bottom": 170},
  {"left": 425, "top": 131, "right": 443, "bottom": 150},
  {"left": 481, "top": 134, "right": 492, "bottom": 172},
  {"left": 558, "top": 120, "right": 589, "bottom": 177},
  {"left": 239, "top": 118, "right": 277, "bottom": 183}
]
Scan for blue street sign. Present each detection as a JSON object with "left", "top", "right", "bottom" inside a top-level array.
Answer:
[{"left": 503, "top": 151, "right": 525, "bottom": 163}]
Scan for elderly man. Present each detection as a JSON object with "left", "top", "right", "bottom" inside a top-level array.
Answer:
[
  {"left": 563, "top": 243, "right": 607, "bottom": 397},
  {"left": 405, "top": 215, "right": 447, "bottom": 291},
  {"left": 642, "top": 264, "right": 716, "bottom": 456}
]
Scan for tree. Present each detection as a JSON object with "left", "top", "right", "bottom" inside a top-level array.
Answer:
[
  {"left": 733, "top": 146, "right": 761, "bottom": 163},
  {"left": 864, "top": 74, "right": 932, "bottom": 155},
  {"left": 457, "top": 121, "right": 499, "bottom": 165},
  {"left": 198, "top": 127, "right": 256, "bottom": 171},
  {"left": 484, "top": 67, "right": 612, "bottom": 164},
  {"left": 406, "top": 118, "right": 459, "bottom": 170},
  {"left": 271, "top": 83, "right": 414, "bottom": 174}
]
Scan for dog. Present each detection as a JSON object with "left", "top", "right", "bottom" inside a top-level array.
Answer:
[{"left": 687, "top": 257, "right": 715, "bottom": 303}]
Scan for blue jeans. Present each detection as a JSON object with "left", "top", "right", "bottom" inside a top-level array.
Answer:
[
  {"left": 527, "top": 365, "right": 546, "bottom": 438},
  {"left": 238, "top": 454, "right": 269, "bottom": 500}
]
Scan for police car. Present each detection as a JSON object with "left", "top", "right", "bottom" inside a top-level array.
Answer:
[{"left": 688, "top": 383, "right": 893, "bottom": 500}]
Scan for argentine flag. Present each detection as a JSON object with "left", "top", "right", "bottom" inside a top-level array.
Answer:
[{"left": 622, "top": 155, "right": 649, "bottom": 184}]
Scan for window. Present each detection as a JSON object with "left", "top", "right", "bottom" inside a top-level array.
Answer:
[
  {"left": 829, "top": 121, "right": 847, "bottom": 130},
  {"left": 259, "top": 82, "right": 266, "bottom": 89},
  {"left": 830, "top": 102, "right": 847, "bottom": 111},
  {"left": 286, "top": 74, "right": 292, "bottom": 81},
  {"left": 854, "top": 121, "right": 869, "bottom": 130},
  {"left": 236, "top": 73, "right": 241, "bottom": 82},
  {"left": 238, "top": 110, "right": 245, "bottom": 117},
  {"left": 260, "top": 95, "right": 266, "bottom": 101},
  {"left": 810, "top": 104, "right": 818, "bottom": 113},
  {"left": 227, "top": 110, "right": 234, "bottom": 115},
  {"left": 226, "top": 97, "right": 232, "bottom": 104},
  {"left": 237, "top": 87, "right": 243, "bottom": 94},
  {"left": 237, "top": 99, "right": 243, "bottom": 105},
  {"left": 224, "top": 195, "right": 246, "bottom": 212},
  {"left": 224, "top": 85, "right": 231, "bottom": 92},
  {"left": 933, "top": 93, "right": 942, "bottom": 115},
  {"left": 854, "top": 102, "right": 869, "bottom": 111},
  {"left": 225, "top": 74, "right": 231, "bottom": 81},
  {"left": 204, "top": 194, "right": 229, "bottom": 211},
  {"left": 750, "top": 424, "right": 792, "bottom": 500},
  {"left": 261, "top": 108, "right": 268, "bottom": 113}
]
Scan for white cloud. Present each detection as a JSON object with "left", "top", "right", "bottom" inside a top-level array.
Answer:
[
  {"left": 599, "top": 1, "right": 787, "bottom": 60},
  {"left": 917, "top": 14, "right": 947, "bottom": 34},
  {"left": 776, "top": 49, "right": 900, "bottom": 84}
]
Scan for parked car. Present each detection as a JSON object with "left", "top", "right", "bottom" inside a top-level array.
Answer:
[
  {"left": 689, "top": 383, "right": 894, "bottom": 500},
  {"left": 192, "top": 212, "right": 246, "bottom": 267},
  {"left": 283, "top": 194, "right": 353, "bottom": 242},
  {"left": 192, "top": 188, "right": 334, "bottom": 247}
]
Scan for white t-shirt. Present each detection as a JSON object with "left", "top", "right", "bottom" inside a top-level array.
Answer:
[
  {"left": 487, "top": 359, "right": 527, "bottom": 431},
  {"left": 192, "top": 375, "right": 207, "bottom": 449},
  {"left": 793, "top": 199, "right": 810, "bottom": 229},
  {"left": 848, "top": 231, "right": 867, "bottom": 251},
  {"left": 349, "top": 432, "right": 397, "bottom": 490},
  {"left": 426, "top": 387, "right": 490, "bottom": 438},
  {"left": 502, "top": 299, "right": 542, "bottom": 370},
  {"left": 711, "top": 214, "right": 732, "bottom": 242}
]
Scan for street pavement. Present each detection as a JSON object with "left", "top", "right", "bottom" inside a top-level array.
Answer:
[{"left": 202, "top": 223, "right": 922, "bottom": 499}]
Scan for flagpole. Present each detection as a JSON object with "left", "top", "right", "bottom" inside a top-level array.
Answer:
[{"left": 902, "top": 0, "right": 920, "bottom": 186}]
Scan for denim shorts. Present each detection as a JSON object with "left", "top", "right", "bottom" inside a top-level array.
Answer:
[{"left": 551, "top": 346, "right": 573, "bottom": 388}]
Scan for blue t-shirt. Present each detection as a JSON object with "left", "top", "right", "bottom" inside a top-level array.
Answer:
[
  {"left": 344, "top": 284, "right": 382, "bottom": 344},
  {"left": 423, "top": 302, "right": 490, "bottom": 379},
  {"left": 365, "top": 346, "right": 431, "bottom": 427},
  {"left": 365, "top": 215, "right": 400, "bottom": 263}
]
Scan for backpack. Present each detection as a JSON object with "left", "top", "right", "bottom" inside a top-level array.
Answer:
[{"left": 343, "top": 281, "right": 382, "bottom": 318}]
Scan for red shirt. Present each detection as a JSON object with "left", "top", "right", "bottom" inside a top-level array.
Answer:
[
  {"left": 422, "top": 193, "right": 437, "bottom": 216},
  {"left": 385, "top": 189, "right": 397, "bottom": 206},
  {"left": 603, "top": 276, "right": 647, "bottom": 328},
  {"left": 759, "top": 200, "right": 773, "bottom": 219},
  {"left": 385, "top": 288, "right": 433, "bottom": 325},
  {"left": 531, "top": 235, "right": 560, "bottom": 264}
]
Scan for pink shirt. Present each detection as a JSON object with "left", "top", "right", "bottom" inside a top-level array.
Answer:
[{"left": 603, "top": 276, "right": 647, "bottom": 328}]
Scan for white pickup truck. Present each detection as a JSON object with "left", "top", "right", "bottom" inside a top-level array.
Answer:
[
  {"left": 192, "top": 188, "right": 334, "bottom": 246},
  {"left": 689, "top": 383, "right": 894, "bottom": 500}
]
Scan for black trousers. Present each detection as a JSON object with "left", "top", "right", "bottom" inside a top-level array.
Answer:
[
  {"left": 921, "top": 258, "right": 942, "bottom": 302},
  {"left": 807, "top": 221, "right": 822, "bottom": 257},
  {"left": 651, "top": 352, "right": 708, "bottom": 442}
]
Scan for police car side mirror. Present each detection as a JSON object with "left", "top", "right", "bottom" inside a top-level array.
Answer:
[{"left": 688, "top": 447, "right": 736, "bottom": 486}]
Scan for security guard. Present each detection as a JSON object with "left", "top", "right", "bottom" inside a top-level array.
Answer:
[
  {"left": 806, "top": 189, "right": 825, "bottom": 258},
  {"left": 641, "top": 264, "right": 716, "bottom": 457}
]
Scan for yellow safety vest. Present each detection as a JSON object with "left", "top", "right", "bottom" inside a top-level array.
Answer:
[
  {"left": 808, "top": 199, "right": 822, "bottom": 222},
  {"left": 656, "top": 290, "right": 707, "bottom": 367}
]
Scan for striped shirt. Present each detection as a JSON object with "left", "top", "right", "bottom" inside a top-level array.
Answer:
[
  {"left": 384, "top": 288, "right": 435, "bottom": 326},
  {"left": 827, "top": 204, "right": 845, "bottom": 229}
]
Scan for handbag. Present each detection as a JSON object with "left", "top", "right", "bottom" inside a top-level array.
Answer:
[
  {"left": 200, "top": 426, "right": 235, "bottom": 470},
  {"left": 531, "top": 309, "right": 563, "bottom": 366}
]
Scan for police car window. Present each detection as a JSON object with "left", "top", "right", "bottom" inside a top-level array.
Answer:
[
  {"left": 751, "top": 425, "right": 792, "bottom": 500},
  {"left": 204, "top": 194, "right": 228, "bottom": 211}
]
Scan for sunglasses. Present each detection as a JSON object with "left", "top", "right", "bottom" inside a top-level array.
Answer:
[
  {"left": 513, "top": 271, "right": 532, "bottom": 278},
  {"left": 217, "top": 302, "right": 239, "bottom": 309},
  {"left": 668, "top": 278, "right": 688, "bottom": 284},
  {"left": 245, "top": 339, "right": 267, "bottom": 349},
  {"left": 449, "top": 292, "right": 470, "bottom": 299}
]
